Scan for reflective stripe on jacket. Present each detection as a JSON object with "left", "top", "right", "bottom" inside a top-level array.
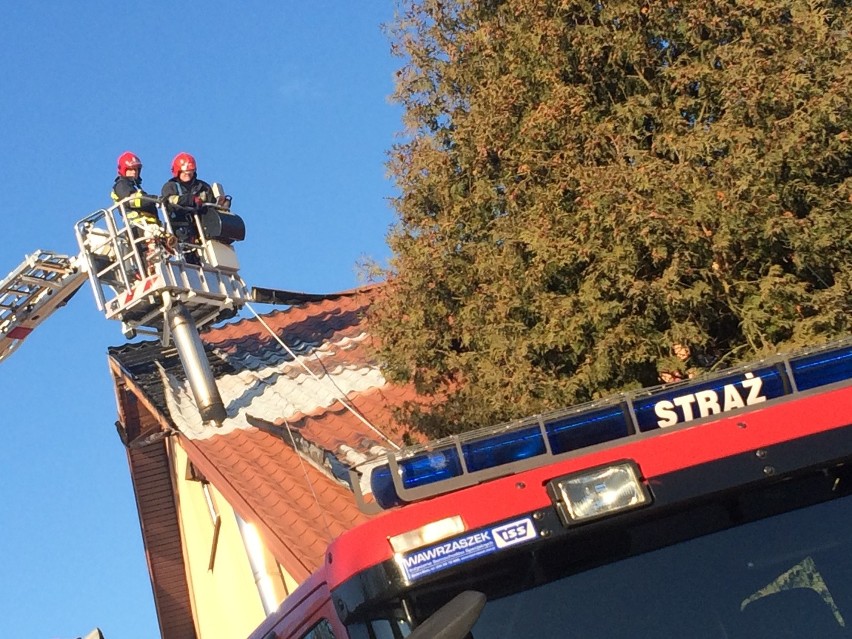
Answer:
[{"left": 111, "top": 176, "right": 159, "bottom": 223}]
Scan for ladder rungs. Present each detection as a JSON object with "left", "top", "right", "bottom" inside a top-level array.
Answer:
[
  {"left": 31, "top": 261, "right": 72, "bottom": 273},
  {"left": 18, "top": 274, "right": 63, "bottom": 288},
  {"left": 1, "top": 286, "right": 36, "bottom": 296}
]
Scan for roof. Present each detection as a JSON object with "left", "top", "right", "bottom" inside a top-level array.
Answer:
[{"left": 108, "top": 284, "right": 427, "bottom": 630}]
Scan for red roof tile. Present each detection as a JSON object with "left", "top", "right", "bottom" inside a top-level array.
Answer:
[{"left": 181, "top": 429, "right": 367, "bottom": 579}]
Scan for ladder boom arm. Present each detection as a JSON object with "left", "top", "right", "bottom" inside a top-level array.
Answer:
[{"left": 0, "top": 250, "right": 88, "bottom": 364}]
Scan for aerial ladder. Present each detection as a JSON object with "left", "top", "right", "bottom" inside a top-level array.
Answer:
[
  {"left": 0, "top": 188, "right": 249, "bottom": 424},
  {"left": 0, "top": 251, "right": 88, "bottom": 363}
]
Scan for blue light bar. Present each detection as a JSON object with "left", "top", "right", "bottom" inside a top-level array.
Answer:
[
  {"left": 401, "top": 447, "right": 464, "bottom": 486},
  {"left": 463, "top": 424, "right": 547, "bottom": 472},
  {"left": 546, "top": 404, "right": 632, "bottom": 454},
  {"left": 632, "top": 364, "right": 789, "bottom": 433},
  {"left": 371, "top": 426, "right": 548, "bottom": 510},
  {"left": 360, "top": 338, "right": 852, "bottom": 511},
  {"left": 371, "top": 446, "right": 463, "bottom": 506},
  {"left": 791, "top": 344, "right": 852, "bottom": 391}
]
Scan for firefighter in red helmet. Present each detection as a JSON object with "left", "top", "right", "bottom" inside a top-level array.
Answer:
[
  {"left": 111, "top": 151, "right": 160, "bottom": 223},
  {"left": 161, "top": 152, "right": 215, "bottom": 213},
  {"left": 110, "top": 151, "right": 165, "bottom": 274},
  {"left": 160, "top": 153, "right": 217, "bottom": 264}
]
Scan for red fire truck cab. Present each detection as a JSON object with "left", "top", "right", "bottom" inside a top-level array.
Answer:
[{"left": 249, "top": 339, "right": 852, "bottom": 639}]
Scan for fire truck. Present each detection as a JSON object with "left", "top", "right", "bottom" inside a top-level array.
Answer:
[{"left": 249, "top": 337, "right": 852, "bottom": 639}]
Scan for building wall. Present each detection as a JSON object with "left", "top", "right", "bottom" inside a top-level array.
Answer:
[{"left": 169, "top": 440, "right": 294, "bottom": 639}]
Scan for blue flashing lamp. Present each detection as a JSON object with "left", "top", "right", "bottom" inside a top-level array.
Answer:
[
  {"left": 370, "top": 464, "right": 401, "bottom": 510},
  {"left": 790, "top": 344, "right": 852, "bottom": 391},
  {"left": 546, "top": 404, "right": 631, "bottom": 454},
  {"left": 370, "top": 446, "right": 464, "bottom": 509},
  {"left": 401, "top": 447, "right": 464, "bottom": 487},
  {"left": 462, "top": 424, "right": 547, "bottom": 472}
]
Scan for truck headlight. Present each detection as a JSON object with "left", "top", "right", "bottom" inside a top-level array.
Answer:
[{"left": 548, "top": 461, "right": 651, "bottom": 526}]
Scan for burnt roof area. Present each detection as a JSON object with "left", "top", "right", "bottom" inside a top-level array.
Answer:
[{"left": 108, "top": 339, "right": 237, "bottom": 418}]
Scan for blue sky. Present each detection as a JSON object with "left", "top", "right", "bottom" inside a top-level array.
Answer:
[{"left": 0, "top": 3, "right": 402, "bottom": 637}]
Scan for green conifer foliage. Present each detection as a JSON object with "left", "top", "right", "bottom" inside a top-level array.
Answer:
[{"left": 373, "top": 0, "right": 852, "bottom": 436}]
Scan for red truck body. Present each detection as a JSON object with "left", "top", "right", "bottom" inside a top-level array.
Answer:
[{"left": 250, "top": 340, "right": 852, "bottom": 639}]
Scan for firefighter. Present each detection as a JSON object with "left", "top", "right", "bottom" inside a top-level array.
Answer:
[
  {"left": 111, "top": 151, "right": 160, "bottom": 224},
  {"left": 161, "top": 152, "right": 215, "bottom": 264},
  {"left": 111, "top": 151, "right": 164, "bottom": 274}
]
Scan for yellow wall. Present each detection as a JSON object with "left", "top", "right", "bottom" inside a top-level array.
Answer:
[{"left": 168, "top": 439, "right": 295, "bottom": 639}]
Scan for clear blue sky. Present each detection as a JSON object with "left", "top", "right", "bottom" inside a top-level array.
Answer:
[{"left": 0, "top": 3, "right": 402, "bottom": 637}]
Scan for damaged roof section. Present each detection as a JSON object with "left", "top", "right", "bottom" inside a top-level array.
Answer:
[{"left": 109, "top": 284, "right": 426, "bottom": 581}]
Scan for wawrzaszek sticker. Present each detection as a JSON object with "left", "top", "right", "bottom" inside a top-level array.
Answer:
[{"left": 400, "top": 517, "right": 537, "bottom": 582}]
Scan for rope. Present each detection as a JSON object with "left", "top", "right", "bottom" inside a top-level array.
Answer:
[{"left": 244, "top": 301, "right": 400, "bottom": 450}]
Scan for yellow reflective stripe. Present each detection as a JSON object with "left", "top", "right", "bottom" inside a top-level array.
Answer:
[
  {"left": 129, "top": 189, "right": 146, "bottom": 209},
  {"left": 126, "top": 210, "right": 159, "bottom": 224}
]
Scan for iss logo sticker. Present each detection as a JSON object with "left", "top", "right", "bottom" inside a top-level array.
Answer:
[
  {"left": 399, "top": 517, "right": 537, "bottom": 582},
  {"left": 492, "top": 518, "right": 537, "bottom": 549}
]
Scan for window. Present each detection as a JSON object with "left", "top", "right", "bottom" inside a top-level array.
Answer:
[
  {"left": 347, "top": 618, "right": 410, "bottom": 639},
  {"left": 300, "top": 619, "right": 336, "bottom": 639}
]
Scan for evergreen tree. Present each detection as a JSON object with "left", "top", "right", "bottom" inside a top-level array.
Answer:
[{"left": 373, "top": 0, "right": 852, "bottom": 436}]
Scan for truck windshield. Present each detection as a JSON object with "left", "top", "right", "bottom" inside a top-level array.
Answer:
[
  {"left": 471, "top": 495, "right": 852, "bottom": 637},
  {"left": 372, "top": 468, "right": 852, "bottom": 639}
]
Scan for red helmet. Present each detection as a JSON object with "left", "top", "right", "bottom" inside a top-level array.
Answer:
[
  {"left": 171, "top": 152, "right": 197, "bottom": 177},
  {"left": 117, "top": 151, "right": 142, "bottom": 176}
]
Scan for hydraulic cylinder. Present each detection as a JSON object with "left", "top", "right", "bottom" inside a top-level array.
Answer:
[{"left": 166, "top": 303, "right": 227, "bottom": 424}]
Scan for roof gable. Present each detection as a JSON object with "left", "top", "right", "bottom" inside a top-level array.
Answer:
[{"left": 110, "top": 285, "right": 423, "bottom": 583}]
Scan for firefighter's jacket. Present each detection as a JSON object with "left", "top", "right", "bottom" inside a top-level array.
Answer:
[
  {"left": 111, "top": 176, "right": 160, "bottom": 224},
  {"left": 160, "top": 177, "right": 215, "bottom": 234}
]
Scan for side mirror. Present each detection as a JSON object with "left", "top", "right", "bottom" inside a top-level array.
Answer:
[{"left": 407, "top": 591, "right": 486, "bottom": 639}]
